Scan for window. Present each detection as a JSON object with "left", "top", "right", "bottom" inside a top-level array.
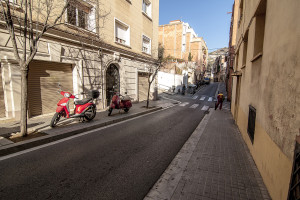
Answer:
[
  {"left": 182, "top": 44, "right": 186, "bottom": 52},
  {"left": 247, "top": 105, "right": 256, "bottom": 143},
  {"left": 66, "top": 1, "right": 93, "bottom": 30},
  {"left": 142, "top": 35, "right": 151, "bottom": 54},
  {"left": 182, "top": 34, "right": 186, "bottom": 52},
  {"left": 78, "top": 10, "right": 87, "bottom": 29},
  {"left": 115, "top": 19, "right": 130, "bottom": 46},
  {"left": 253, "top": 0, "right": 266, "bottom": 58},
  {"left": 67, "top": 5, "right": 77, "bottom": 26},
  {"left": 242, "top": 31, "right": 248, "bottom": 66},
  {"left": 142, "top": 0, "right": 152, "bottom": 18}
]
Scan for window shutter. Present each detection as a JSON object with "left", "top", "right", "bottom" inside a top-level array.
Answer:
[{"left": 116, "top": 24, "right": 127, "bottom": 41}]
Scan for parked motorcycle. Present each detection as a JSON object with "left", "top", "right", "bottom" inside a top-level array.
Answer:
[
  {"left": 108, "top": 91, "right": 132, "bottom": 116},
  {"left": 50, "top": 84, "right": 99, "bottom": 127}
]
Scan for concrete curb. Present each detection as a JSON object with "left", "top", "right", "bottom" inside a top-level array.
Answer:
[
  {"left": 144, "top": 109, "right": 213, "bottom": 200},
  {"left": 0, "top": 106, "right": 162, "bottom": 157}
]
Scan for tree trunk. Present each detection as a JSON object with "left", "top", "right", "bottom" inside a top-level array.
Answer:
[
  {"left": 20, "top": 67, "right": 29, "bottom": 137},
  {"left": 146, "top": 82, "right": 150, "bottom": 108}
]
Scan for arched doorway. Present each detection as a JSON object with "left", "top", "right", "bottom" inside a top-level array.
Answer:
[{"left": 106, "top": 64, "right": 120, "bottom": 106}]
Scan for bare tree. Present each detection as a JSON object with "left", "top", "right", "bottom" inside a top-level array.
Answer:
[
  {"left": 0, "top": 0, "right": 79, "bottom": 136},
  {"left": 146, "top": 43, "right": 165, "bottom": 108}
]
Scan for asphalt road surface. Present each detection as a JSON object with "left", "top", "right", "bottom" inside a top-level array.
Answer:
[{"left": 0, "top": 83, "right": 218, "bottom": 200}]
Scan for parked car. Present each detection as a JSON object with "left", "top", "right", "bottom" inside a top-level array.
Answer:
[{"left": 204, "top": 77, "right": 210, "bottom": 84}]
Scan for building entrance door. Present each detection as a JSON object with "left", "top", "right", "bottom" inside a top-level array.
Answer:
[{"left": 106, "top": 64, "right": 120, "bottom": 106}]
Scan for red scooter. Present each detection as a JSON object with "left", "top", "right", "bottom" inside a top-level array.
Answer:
[
  {"left": 50, "top": 84, "right": 99, "bottom": 127},
  {"left": 108, "top": 91, "right": 132, "bottom": 116}
]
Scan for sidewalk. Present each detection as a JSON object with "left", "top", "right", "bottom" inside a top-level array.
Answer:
[
  {"left": 0, "top": 97, "right": 176, "bottom": 156},
  {"left": 145, "top": 83, "right": 271, "bottom": 200}
]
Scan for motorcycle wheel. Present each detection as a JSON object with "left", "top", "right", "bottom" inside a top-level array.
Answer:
[
  {"left": 108, "top": 108, "right": 113, "bottom": 116},
  {"left": 84, "top": 106, "right": 96, "bottom": 121},
  {"left": 50, "top": 112, "right": 61, "bottom": 127},
  {"left": 124, "top": 108, "right": 129, "bottom": 113}
]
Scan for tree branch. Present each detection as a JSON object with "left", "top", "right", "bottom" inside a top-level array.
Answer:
[
  {"left": 34, "top": 0, "right": 70, "bottom": 46},
  {"left": 28, "top": 0, "right": 34, "bottom": 54},
  {"left": 1, "top": 0, "right": 21, "bottom": 63},
  {"left": 22, "top": 0, "right": 28, "bottom": 64}
]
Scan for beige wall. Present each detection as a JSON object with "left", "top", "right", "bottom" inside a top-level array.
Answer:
[
  {"left": 101, "top": 0, "right": 159, "bottom": 59},
  {"left": 231, "top": 0, "right": 300, "bottom": 199}
]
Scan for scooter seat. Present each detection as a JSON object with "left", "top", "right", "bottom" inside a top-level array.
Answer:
[{"left": 75, "top": 98, "right": 92, "bottom": 105}]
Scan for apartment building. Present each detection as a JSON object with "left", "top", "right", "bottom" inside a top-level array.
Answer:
[
  {"left": 0, "top": 0, "right": 159, "bottom": 120},
  {"left": 158, "top": 20, "right": 208, "bottom": 72},
  {"left": 226, "top": 2, "right": 239, "bottom": 101},
  {"left": 208, "top": 48, "right": 228, "bottom": 82},
  {"left": 231, "top": 0, "right": 299, "bottom": 199}
]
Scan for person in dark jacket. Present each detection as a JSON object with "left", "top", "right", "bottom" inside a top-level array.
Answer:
[
  {"left": 182, "top": 84, "right": 186, "bottom": 95},
  {"left": 215, "top": 91, "right": 225, "bottom": 110}
]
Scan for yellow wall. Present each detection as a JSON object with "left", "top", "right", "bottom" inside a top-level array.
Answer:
[
  {"left": 231, "top": 0, "right": 300, "bottom": 199},
  {"left": 235, "top": 107, "right": 292, "bottom": 200}
]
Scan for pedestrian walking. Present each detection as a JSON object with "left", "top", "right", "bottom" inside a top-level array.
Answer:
[
  {"left": 215, "top": 91, "right": 225, "bottom": 110},
  {"left": 182, "top": 84, "right": 186, "bottom": 95}
]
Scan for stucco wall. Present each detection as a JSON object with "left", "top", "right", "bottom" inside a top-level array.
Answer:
[{"left": 231, "top": 0, "right": 300, "bottom": 199}]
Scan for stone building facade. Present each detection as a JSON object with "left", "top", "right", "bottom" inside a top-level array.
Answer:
[
  {"left": 0, "top": 0, "right": 159, "bottom": 120},
  {"left": 158, "top": 20, "right": 208, "bottom": 80},
  {"left": 230, "top": 0, "right": 300, "bottom": 199}
]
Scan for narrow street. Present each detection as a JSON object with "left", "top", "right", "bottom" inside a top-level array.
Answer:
[
  {"left": 0, "top": 84, "right": 218, "bottom": 199},
  {"left": 0, "top": 0, "right": 296, "bottom": 199}
]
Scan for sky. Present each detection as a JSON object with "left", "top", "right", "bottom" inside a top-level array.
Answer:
[{"left": 159, "top": 0, "right": 234, "bottom": 52}]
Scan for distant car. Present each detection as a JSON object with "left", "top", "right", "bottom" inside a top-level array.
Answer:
[{"left": 204, "top": 77, "right": 210, "bottom": 84}]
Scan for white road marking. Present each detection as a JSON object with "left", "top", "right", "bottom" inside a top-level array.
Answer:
[
  {"left": 201, "top": 105, "right": 209, "bottom": 110},
  {"left": 179, "top": 102, "right": 189, "bottom": 107},
  {"left": 192, "top": 96, "right": 198, "bottom": 100},
  {"left": 208, "top": 97, "right": 213, "bottom": 101},
  {"left": 200, "top": 96, "right": 205, "bottom": 101},
  {"left": 190, "top": 104, "right": 199, "bottom": 109}
]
